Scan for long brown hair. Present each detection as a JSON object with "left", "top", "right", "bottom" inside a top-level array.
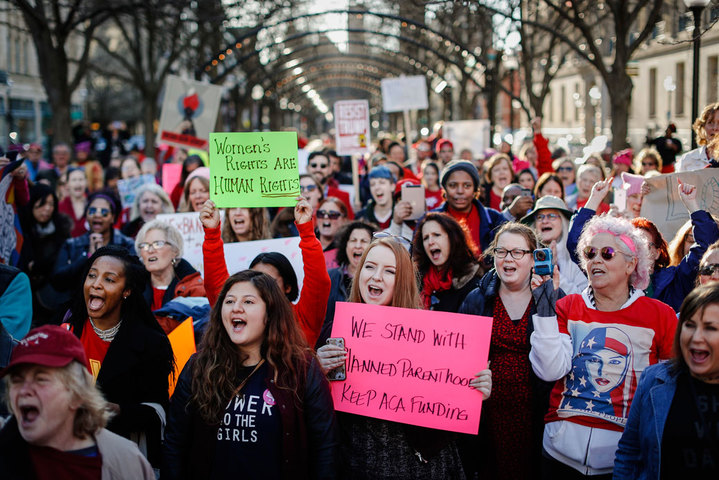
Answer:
[
  {"left": 190, "top": 270, "right": 310, "bottom": 422},
  {"left": 348, "top": 238, "right": 421, "bottom": 309},
  {"left": 672, "top": 283, "right": 719, "bottom": 374},
  {"left": 222, "top": 207, "right": 271, "bottom": 243},
  {"left": 413, "top": 213, "right": 478, "bottom": 278}
]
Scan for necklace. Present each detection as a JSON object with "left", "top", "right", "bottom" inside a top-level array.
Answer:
[
  {"left": 230, "top": 359, "right": 266, "bottom": 401},
  {"left": 88, "top": 317, "right": 122, "bottom": 342}
]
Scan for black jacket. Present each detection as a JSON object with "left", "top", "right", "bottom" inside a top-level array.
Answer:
[
  {"left": 163, "top": 355, "right": 338, "bottom": 480},
  {"left": 316, "top": 267, "right": 352, "bottom": 349},
  {"left": 426, "top": 263, "right": 482, "bottom": 313}
]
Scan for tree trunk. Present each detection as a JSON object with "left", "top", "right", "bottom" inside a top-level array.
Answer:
[
  {"left": 606, "top": 70, "right": 633, "bottom": 151},
  {"left": 49, "top": 91, "right": 74, "bottom": 148},
  {"left": 143, "top": 93, "right": 158, "bottom": 160}
]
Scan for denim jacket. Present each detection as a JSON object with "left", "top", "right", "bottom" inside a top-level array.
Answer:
[{"left": 613, "top": 362, "right": 677, "bottom": 480}]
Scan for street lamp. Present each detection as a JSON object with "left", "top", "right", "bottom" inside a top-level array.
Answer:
[
  {"left": 251, "top": 84, "right": 264, "bottom": 131},
  {"left": 684, "top": 0, "right": 711, "bottom": 149},
  {"left": 663, "top": 75, "right": 676, "bottom": 123},
  {"left": 589, "top": 85, "right": 602, "bottom": 137}
]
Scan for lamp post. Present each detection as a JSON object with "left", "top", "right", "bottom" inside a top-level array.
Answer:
[
  {"left": 684, "top": 0, "right": 710, "bottom": 149},
  {"left": 663, "top": 75, "right": 676, "bottom": 124},
  {"left": 250, "top": 84, "right": 264, "bottom": 131},
  {"left": 589, "top": 85, "right": 602, "bottom": 137}
]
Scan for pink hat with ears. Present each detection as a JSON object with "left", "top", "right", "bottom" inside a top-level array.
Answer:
[
  {"left": 621, "top": 172, "right": 644, "bottom": 196},
  {"left": 613, "top": 148, "right": 633, "bottom": 167}
]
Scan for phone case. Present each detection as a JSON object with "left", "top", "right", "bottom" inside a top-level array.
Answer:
[
  {"left": 326, "top": 337, "right": 346, "bottom": 381},
  {"left": 401, "top": 184, "right": 426, "bottom": 220}
]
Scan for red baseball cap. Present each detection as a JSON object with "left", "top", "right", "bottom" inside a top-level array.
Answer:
[{"left": 1, "top": 325, "right": 89, "bottom": 377}]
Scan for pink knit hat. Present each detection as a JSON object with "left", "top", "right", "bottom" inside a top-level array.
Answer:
[
  {"left": 621, "top": 172, "right": 644, "bottom": 196},
  {"left": 613, "top": 148, "right": 633, "bottom": 167}
]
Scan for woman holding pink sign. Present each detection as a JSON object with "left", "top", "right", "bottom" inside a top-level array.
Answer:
[{"left": 318, "top": 237, "right": 492, "bottom": 479}]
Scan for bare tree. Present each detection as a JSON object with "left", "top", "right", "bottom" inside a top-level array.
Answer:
[{"left": 8, "top": 0, "right": 138, "bottom": 146}]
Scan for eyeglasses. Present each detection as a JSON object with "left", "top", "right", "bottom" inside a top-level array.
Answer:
[
  {"left": 87, "top": 207, "right": 111, "bottom": 217},
  {"left": 317, "top": 209, "right": 343, "bottom": 220},
  {"left": 699, "top": 264, "right": 719, "bottom": 276},
  {"left": 309, "top": 163, "right": 328, "bottom": 169},
  {"left": 299, "top": 184, "right": 317, "bottom": 193},
  {"left": 557, "top": 166, "right": 574, "bottom": 172},
  {"left": 493, "top": 247, "right": 532, "bottom": 259},
  {"left": 138, "top": 240, "right": 171, "bottom": 251},
  {"left": 536, "top": 213, "right": 560, "bottom": 222},
  {"left": 583, "top": 246, "right": 620, "bottom": 261}
]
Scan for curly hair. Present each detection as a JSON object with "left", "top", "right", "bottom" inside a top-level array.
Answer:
[
  {"left": 633, "top": 148, "right": 663, "bottom": 173},
  {"left": 334, "top": 221, "right": 377, "bottom": 267},
  {"left": 348, "top": 238, "right": 421, "bottom": 309},
  {"left": 190, "top": 270, "right": 311, "bottom": 423},
  {"left": 576, "top": 215, "right": 651, "bottom": 290},
  {"left": 413, "top": 213, "right": 479, "bottom": 279},
  {"left": 222, "top": 207, "right": 271, "bottom": 243},
  {"left": 693, "top": 102, "right": 719, "bottom": 146},
  {"left": 631, "top": 217, "right": 670, "bottom": 270}
]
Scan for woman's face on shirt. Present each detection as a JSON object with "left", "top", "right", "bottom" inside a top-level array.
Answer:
[
  {"left": 585, "top": 348, "right": 628, "bottom": 393},
  {"left": 422, "top": 220, "right": 450, "bottom": 269},
  {"left": 358, "top": 245, "right": 396, "bottom": 306},
  {"left": 494, "top": 232, "right": 533, "bottom": 289}
]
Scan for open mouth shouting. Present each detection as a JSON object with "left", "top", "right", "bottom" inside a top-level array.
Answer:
[
  {"left": 87, "top": 294, "right": 106, "bottom": 313},
  {"left": 230, "top": 317, "right": 247, "bottom": 334},
  {"left": 689, "top": 348, "right": 710, "bottom": 364}
]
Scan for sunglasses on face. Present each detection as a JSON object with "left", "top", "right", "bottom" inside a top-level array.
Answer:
[
  {"left": 317, "top": 210, "right": 342, "bottom": 220},
  {"left": 583, "top": 246, "right": 619, "bottom": 261},
  {"left": 299, "top": 184, "right": 317, "bottom": 193},
  {"left": 138, "top": 240, "right": 170, "bottom": 252},
  {"left": 493, "top": 247, "right": 532, "bottom": 259},
  {"left": 537, "top": 213, "right": 560, "bottom": 222},
  {"left": 699, "top": 264, "right": 719, "bottom": 276},
  {"left": 641, "top": 162, "right": 657, "bottom": 167},
  {"left": 557, "top": 166, "right": 574, "bottom": 172},
  {"left": 87, "top": 207, "right": 111, "bottom": 217},
  {"left": 310, "top": 163, "right": 328, "bottom": 169}
]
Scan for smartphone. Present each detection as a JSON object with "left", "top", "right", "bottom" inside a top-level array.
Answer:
[
  {"left": 520, "top": 187, "right": 533, "bottom": 199},
  {"left": 326, "top": 337, "right": 346, "bottom": 381},
  {"left": 533, "top": 248, "right": 554, "bottom": 276},
  {"left": 613, "top": 187, "right": 627, "bottom": 212},
  {"left": 401, "top": 183, "right": 426, "bottom": 221}
]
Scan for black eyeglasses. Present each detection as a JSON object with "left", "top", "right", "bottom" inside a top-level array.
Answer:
[
  {"left": 299, "top": 184, "right": 317, "bottom": 192},
  {"left": 493, "top": 247, "right": 532, "bottom": 259},
  {"left": 317, "top": 209, "right": 342, "bottom": 220},
  {"left": 699, "top": 264, "right": 719, "bottom": 276},
  {"left": 87, "top": 207, "right": 111, "bottom": 217},
  {"left": 309, "top": 163, "right": 328, "bottom": 169},
  {"left": 138, "top": 240, "right": 171, "bottom": 251},
  {"left": 583, "top": 246, "right": 619, "bottom": 261}
]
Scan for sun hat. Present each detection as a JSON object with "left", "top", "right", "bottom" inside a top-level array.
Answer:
[{"left": 520, "top": 195, "right": 573, "bottom": 225}]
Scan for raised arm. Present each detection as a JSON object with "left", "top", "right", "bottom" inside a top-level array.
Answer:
[{"left": 200, "top": 200, "right": 229, "bottom": 307}]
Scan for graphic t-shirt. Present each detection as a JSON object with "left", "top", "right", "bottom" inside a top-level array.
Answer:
[
  {"left": 80, "top": 319, "right": 111, "bottom": 381},
  {"left": 661, "top": 373, "right": 719, "bottom": 477},
  {"left": 212, "top": 362, "right": 283, "bottom": 479},
  {"left": 545, "top": 294, "right": 677, "bottom": 431}
]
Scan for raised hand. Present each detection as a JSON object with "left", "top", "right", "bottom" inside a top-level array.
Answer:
[
  {"left": 392, "top": 200, "right": 413, "bottom": 225},
  {"left": 199, "top": 199, "right": 220, "bottom": 230},
  {"left": 678, "top": 178, "right": 699, "bottom": 213},
  {"left": 585, "top": 176, "right": 613, "bottom": 211},
  {"left": 294, "top": 196, "right": 313, "bottom": 224}
]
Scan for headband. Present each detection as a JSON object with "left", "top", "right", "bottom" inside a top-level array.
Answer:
[{"left": 596, "top": 229, "right": 636, "bottom": 254}]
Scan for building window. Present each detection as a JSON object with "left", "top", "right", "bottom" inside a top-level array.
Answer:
[
  {"left": 574, "top": 83, "right": 580, "bottom": 122},
  {"left": 548, "top": 92, "right": 553, "bottom": 122},
  {"left": 561, "top": 85, "right": 566, "bottom": 123},
  {"left": 649, "top": 67, "right": 657, "bottom": 118},
  {"left": 708, "top": 56, "right": 718, "bottom": 103},
  {"left": 676, "top": 62, "right": 685, "bottom": 116}
]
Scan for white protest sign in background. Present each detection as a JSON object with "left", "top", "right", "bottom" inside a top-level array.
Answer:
[
  {"left": 381, "top": 76, "right": 428, "bottom": 112},
  {"left": 156, "top": 212, "right": 212, "bottom": 276},
  {"left": 117, "top": 174, "right": 157, "bottom": 209},
  {"left": 157, "top": 75, "right": 223, "bottom": 150},
  {"left": 642, "top": 170, "right": 719, "bottom": 240},
  {"left": 334, "top": 100, "right": 371, "bottom": 156},
  {"left": 444, "top": 120, "right": 492, "bottom": 159}
]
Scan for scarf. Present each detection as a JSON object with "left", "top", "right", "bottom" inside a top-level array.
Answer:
[{"left": 421, "top": 266, "right": 453, "bottom": 310}]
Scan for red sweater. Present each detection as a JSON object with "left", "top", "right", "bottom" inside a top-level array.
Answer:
[
  {"left": 202, "top": 220, "right": 331, "bottom": 347},
  {"left": 534, "top": 133, "right": 553, "bottom": 177}
]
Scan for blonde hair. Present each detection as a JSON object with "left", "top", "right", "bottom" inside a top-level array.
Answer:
[
  {"left": 135, "top": 219, "right": 184, "bottom": 258},
  {"left": 693, "top": 102, "right": 719, "bottom": 146},
  {"left": 130, "top": 183, "right": 174, "bottom": 221},
  {"left": 633, "top": 148, "right": 663, "bottom": 173},
  {"left": 349, "top": 238, "right": 421, "bottom": 309}
]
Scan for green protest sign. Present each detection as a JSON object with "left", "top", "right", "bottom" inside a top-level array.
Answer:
[{"left": 209, "top": 131, "right": 300, "bottom": 207}]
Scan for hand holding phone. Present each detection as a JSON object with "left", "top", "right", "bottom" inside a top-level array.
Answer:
[
  {"left": 533, "top": 248, "right": 553, "bottom": 276},
  {"left": 401, "top": 184, "right": 426, "bottom": 221},
  {"left": 325, "top": 337, "right": 346, "bottom": 381}
]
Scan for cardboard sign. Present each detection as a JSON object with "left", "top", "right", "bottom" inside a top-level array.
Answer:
[
  {"left": 224, "top": 236, "right": 304, "bottom": 298},
  {"left": 209, "top": 132, "right": 300, "bottom": 208},
  {"left": 168, "top": 317, "right": 196, "bottom": 397},
  {"left": 116, "top": 174, "right": 157, "bottom": 209},
  {"left": 642, "top": 170, "right": 719, "bottom": 240},
  {"left": 444, "top": 120, "right": 492, "bottom": 160},
  {"left": 157, "top": 75, "right": 223, "bottom": 149},
  {"left": 162, "top": 163, "right": 183, "bottom": 197},
  {"left": 381, "top": 76, "right": 429, "bottom": 112},
  {"left": 329, "top": 302, "right": 492, "bottom": 434},
  {"left": 334, "top": 100, "right": 371, "bottom": 156}
]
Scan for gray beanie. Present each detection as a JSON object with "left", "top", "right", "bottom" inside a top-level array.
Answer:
[{"left": 440, "top": 160, "right": 481, "bottom": 190}]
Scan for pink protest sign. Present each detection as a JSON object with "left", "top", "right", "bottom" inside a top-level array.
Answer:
[
  {"left": 162, "top": 163, "right": 182, "bottom": 196},
  {"left": 329, "top": 302, "right": 492, "bottom": 434}
]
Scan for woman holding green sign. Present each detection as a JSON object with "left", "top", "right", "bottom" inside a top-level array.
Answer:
[
  {"left": 317, "top": 236, "right": 492, "bottom": 479},
  {"left": 200, "top": 196, "right": 331, "bottom": 348}
]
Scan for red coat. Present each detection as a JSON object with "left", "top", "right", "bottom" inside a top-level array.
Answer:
[
  {"left": 202, "top": 220, "right": 330, "bottom": 347},
  {"left": 535, "top": 133, "right": 553, "bottom": 177}
]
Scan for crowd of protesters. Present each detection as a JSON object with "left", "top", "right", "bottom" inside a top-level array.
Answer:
[{"left": 1, "top": 103, "right": 719, "bottom": 479}]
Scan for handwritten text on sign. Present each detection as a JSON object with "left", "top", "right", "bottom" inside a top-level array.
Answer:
[
  {"left": 330, "top": 302, "right": 492, "bottom": 434},
  {"left": 334, "top": 100, "right": 370, "bottom": 156},
  {"left": 209, "top": 131, "right": 300, "bottom": 208}
]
